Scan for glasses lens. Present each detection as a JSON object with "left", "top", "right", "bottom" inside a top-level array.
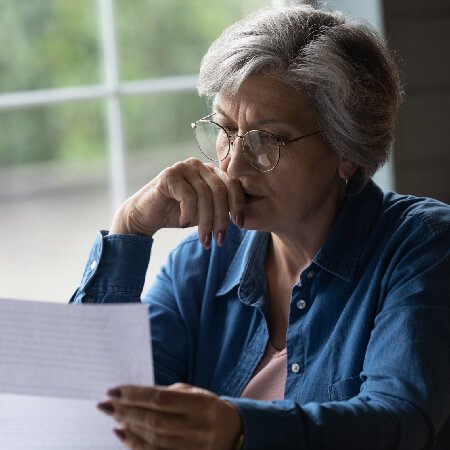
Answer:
[
  {"left": 194, "top": 121, "right": 229, "bottom": 162},
  {"left": 243, "top": 131, "right": 279, "bottom": 171}
]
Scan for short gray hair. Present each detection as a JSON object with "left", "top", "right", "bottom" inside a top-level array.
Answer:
[{"left": 197, "top": 5, "right": 404, "bottom": 192}]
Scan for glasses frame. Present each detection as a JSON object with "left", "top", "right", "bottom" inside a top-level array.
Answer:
[{"left": 191, "top": 113, "right": 321, "bottom": 172}]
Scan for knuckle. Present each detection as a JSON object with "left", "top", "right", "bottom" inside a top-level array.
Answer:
[
  {"left": 164, "top": 166, "right": 179, "bottom": 180},
  {"left": 210, "top": 180, "right": 228, "bottom": 196},
  {"left": 228, "top": 176, "right": 240, "bottom": 187},
  {"left": 185, "top": 156, "right": 202, "bottom": 165},
  {"left": 171, "top": 382, "right": 190, "bottom": 390}
]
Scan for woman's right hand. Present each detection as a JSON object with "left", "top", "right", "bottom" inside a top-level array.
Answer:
[{"left": 109, "top": 158, "right": 246, "bottom": 249}]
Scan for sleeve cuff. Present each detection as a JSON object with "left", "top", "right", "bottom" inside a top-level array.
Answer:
[
  {"left": 221, "top": 397, "right": 304, "bottom": 450},
  {"left": 72, "top": 230, "right": 153, "bottom": 303}
]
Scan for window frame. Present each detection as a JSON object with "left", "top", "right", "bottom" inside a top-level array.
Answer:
[{"left": 0, "top": 0, "right": 284, "bottom": 211}]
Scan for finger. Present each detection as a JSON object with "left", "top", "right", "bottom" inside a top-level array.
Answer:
[
  {"left": 165, "top": 160, "right": 214, "bottom": 248},
  {"left": 196, "top": 164, "right": 231, "bottom": 246},
  {"left": 209, "top": 167, "right": 246, "bottom": 228},
  {"left": 161, "top": 166, "right": 198, "bottom": 227},
  {"left": 180, "top": 164, "right": 215, "bottom": 249},
  {"left": 107, "top": 385, "right": 213, "bottom": 414},
  {"left": 114, "top": 427, "right": 151, "bottom": 450},
  {"left": 166, "top": 382, "right": 207, "bottom": 393},
  {"left": 111, "top": 404, "right": 187, "bottom": 437},
  {"left": 127, "top": 422, "right": 188, "bottom": 449}
]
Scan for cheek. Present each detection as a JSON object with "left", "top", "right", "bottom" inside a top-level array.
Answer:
[
  {"left": 284, "top": 145, "right": 339, "bottom": 183},
  {"left": 268, "top": 153, "right": 338, "bottom": 200}
]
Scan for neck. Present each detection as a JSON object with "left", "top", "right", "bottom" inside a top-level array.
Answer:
[{"left": 267, "top": 187, "right": 345, "bottom": 284}]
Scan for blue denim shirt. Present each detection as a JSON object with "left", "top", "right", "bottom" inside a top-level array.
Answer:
[{"left": 71, "top": 180, "right": 450, "bottom": 450}]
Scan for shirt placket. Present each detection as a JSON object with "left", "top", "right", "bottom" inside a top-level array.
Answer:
[{"left": 285, "top": 266, "right": 317, "bottom": 397}]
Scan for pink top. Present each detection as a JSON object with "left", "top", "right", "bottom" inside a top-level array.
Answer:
[{"left": 240, "top": 341, "right": 287, "bottom": 400}]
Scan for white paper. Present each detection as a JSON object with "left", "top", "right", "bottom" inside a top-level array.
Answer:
[
  {"left": 0, "top": 298, "right": 154, "bottom": 449},
  {"left": 0, "top": 394, "right": 123, "bottom": 449}
]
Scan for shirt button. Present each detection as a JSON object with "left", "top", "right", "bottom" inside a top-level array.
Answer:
[
  {"left": 291, "top": 363, "right": 301, "bottom": 373},
  {"left": 296, "top": 299, "right": 307, "bottom": 310},
  {"left": 90, "top": 260, "right": 97, "bottom": 270},
  {"left": 306, "top": 270, "right": 315, "bottom": 279}
]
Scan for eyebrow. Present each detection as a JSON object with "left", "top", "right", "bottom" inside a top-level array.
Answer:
[{"left": 213, "top": 105, "right": 293, "bottom": 128}]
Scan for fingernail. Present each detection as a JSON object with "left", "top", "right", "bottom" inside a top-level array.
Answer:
[
  {"left": 235, "top": 212, "right": 245, "bottom": 228},
  {"left": 181, "top": 222, "right": 191, "bottom": 228},
  {"left": 97, "top": 401, "right": 114, "bottom": 415},
  {"left": 216, "top": 230, "right": 226, "bottom": 247},
  {"left": 114, "top": 428, "right": 126, "bottom": 442},
  {"left": 107, "top": 388, "right": 122, "bottom": 399},
  {"left": 203, "top": 232, "right": 211, "bottom": 249}
]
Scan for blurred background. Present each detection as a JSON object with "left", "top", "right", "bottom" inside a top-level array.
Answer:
[{"left": 0, "top": 0, "right": 448, "bottom": 302}]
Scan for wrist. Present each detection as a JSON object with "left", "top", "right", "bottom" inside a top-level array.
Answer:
[
  {"left": 223, "top": 400, "right": 245, "bottom": 450},
  {"left": 110, "top": 202, "right": 158, "bottom": 237},
  {"left": 110, "top": 209, "right": 132, "bottom": 235},
  {"left": 232, "top": 430, "right": 245, "bottom": 450}
]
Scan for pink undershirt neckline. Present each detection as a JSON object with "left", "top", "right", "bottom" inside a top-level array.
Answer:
[{"left": 240, "top": 341, "right": 287, "bottom": 401}]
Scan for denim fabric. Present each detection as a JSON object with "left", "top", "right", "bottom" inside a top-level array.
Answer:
[{"left": 71, "top": 180, "right": 450, "bottom": 450}]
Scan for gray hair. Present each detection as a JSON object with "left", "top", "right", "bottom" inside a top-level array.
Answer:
[{"left": 197, "top": 5, "right": 404, "bottom": 192}]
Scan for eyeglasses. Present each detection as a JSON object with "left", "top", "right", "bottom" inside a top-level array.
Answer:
[{"left": 191, "top": 113, "right": 321, "bottom": 172}]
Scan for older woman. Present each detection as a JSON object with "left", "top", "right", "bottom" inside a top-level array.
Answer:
[{"left": 71, "top": 5, "right": 450, "bottom": 450}]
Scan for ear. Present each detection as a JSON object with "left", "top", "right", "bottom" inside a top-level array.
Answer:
[{"left": 338, "top": 159, "right": 358, "bottom": 181}]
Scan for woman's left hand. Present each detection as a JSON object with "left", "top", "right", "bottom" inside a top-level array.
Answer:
[{"left": 97, "top": 383, "right": 242, "bottom": 450}]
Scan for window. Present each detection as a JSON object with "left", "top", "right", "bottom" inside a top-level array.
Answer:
[
  {"left": 0, "top": 0, "right": 271, "bottom": 302},
  {"left": 1, "top": 0, "right": 388, "bottom": 302}
]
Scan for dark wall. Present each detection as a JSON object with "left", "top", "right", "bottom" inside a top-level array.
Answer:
[{"left": 383, "top": 0, "right": 450, "bottom": 202}]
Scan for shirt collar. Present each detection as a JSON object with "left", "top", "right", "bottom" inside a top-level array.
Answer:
[
  {"left": 313, "top": 179, "right": 383, "bottom": 282},
  {"left": 216, "top": 229, "right": 269, "bottom": 305},
  {"left": 216, "top": 179, "right": 383, "bottom": 298}
]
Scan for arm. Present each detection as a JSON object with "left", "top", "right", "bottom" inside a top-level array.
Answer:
[{"left": 71, "top": 158, "right": 245, "bottom": 306}]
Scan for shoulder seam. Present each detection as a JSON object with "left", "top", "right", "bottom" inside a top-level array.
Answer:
[{"left": 403, "top": 207, "right": 450, "bottom": 234}]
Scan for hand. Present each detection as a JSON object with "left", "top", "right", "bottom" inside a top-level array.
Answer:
[
  {"left": 110, "top": 158, "right": 246, "bottom": 249},
  {"left": 97, "top": 383, "right": 243, "bottom": 450}
]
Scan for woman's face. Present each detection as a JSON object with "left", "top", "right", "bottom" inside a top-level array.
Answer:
[{"left": 215, "top": 75, "right": 345, "bottom": 235}]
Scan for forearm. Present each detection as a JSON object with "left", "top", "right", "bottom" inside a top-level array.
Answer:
[{"left": 224, "top": 395, "right": 431, "bottom": 450}]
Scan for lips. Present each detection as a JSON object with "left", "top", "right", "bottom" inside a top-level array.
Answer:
[
  {"left": 244, "top": 191, "right": 265, "bottom": 203},
  {"left": 240, "top": 182, "right": 265, "bottom": 203}
]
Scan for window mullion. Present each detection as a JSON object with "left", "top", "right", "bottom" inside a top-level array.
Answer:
[{"left": 97, "top": 0, "right": 127, "bottom": 212}]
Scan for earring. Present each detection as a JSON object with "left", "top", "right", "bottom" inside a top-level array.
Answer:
[{"left": 344, "top": 178, "right": 348, "bottom": 185}]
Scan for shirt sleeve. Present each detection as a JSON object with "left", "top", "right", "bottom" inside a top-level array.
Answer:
[
  {"left": 70, "top": 230, "right": 153, "bottom": 304},
  {"left": 225, "top": 219, "right": 450, "bottom": 450}
]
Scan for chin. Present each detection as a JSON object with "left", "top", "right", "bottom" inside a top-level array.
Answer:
[
  {"left": 240, "top": 199, "right": 276, "bottom": 232},
  {"left": 240, "top": 213, "right": 271, "bottom": 233}
]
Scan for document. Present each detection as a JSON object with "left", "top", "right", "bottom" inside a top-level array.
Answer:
[{"left": 0, "top": 298, "right": 154, "bottom": 449}]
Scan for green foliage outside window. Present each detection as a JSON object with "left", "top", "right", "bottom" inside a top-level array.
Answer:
[{"left": 0, "top": 0, "right": 266, "bottom": 168}]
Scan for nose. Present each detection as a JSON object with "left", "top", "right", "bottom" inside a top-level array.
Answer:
[{"left": 220, "top": 134, "right": 254, "bottom": 177}]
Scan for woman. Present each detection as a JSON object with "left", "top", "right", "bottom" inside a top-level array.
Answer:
[{"left": 71, "top": 5, "right": 450, "bottom": 450}]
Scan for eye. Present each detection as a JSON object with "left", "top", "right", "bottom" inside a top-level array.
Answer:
[
  {"left": 262, "top": 130, "right": 288, "bottom": 142},
  {"left": 217, "top": 122, "right": 237, "bottom": 133}
]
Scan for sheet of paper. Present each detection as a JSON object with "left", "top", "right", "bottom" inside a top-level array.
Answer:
[
  {"left": 0, "top": 298, "right": 154, "bottom": 449},
  {"left": 0, "top": 393, "right": 124, "bottom": 449}
]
